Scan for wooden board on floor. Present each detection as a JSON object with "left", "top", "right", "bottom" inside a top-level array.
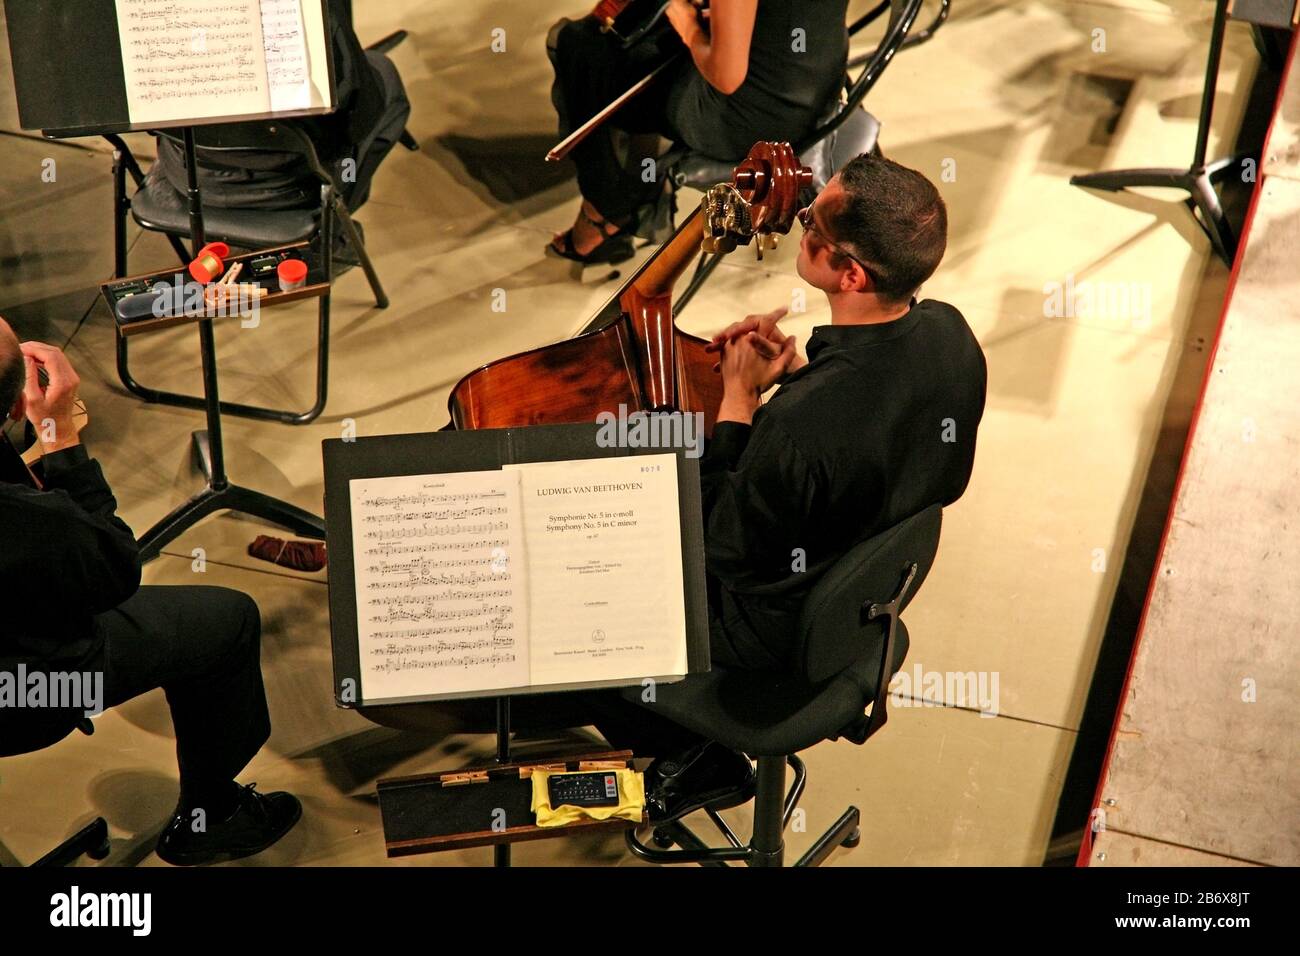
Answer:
[
  {"left": 1089, "top": 178, "right": 1300, "bottom": 867},
  {"left": 1091, "top": 830, "right": 1259, "bottom": 867},
  {"left": 1262, "top": 31, "right": 1300, "bottom": 179}
]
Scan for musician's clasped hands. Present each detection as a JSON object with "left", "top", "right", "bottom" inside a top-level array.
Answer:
[{"left": 705, "top": 305, "right": 807, "bottom": 424}]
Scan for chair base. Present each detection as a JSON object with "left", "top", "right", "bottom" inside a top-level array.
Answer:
[
  {"left": 625, "top": 753, "right": 861, "bottom": 867},
  {"left": 28, "top": 818, "right": 111, "bottom": 868},
  {"left": 114, "top": 198, "right": 388, "bottom": 427},
  {"left": 108, "top": 134, "right": 390, "bottom": 427}
]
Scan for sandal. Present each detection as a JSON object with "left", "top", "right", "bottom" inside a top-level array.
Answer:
[{"left": 546, "top": 206, "right": 635, "bottom": 265}]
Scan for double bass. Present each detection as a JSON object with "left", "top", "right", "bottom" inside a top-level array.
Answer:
[{"left": 448, "top": 141, "right": 811, "bottom": 437}]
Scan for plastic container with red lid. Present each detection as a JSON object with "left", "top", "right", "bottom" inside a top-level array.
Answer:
[
  {"left": 277, "top": 259, "right": 309, "bottom": 292},
  {"left": 188, "top": 242, "right": 230, "bottom": 283}
]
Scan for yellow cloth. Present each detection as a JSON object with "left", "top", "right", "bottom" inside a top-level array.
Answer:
[{"left": 531, "top": 769, "right": 645, "bottom": 828}]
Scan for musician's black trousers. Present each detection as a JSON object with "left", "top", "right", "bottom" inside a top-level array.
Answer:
[
  {"left": 549, "top": 16, "right": 682, "bottom": 229},
  {"left": 93, "top": 586, "right": 271, "bottom": 805}
]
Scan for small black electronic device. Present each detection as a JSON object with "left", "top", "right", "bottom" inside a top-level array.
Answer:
[
  {"left": 114, "top": 288, "right": 169, "bottom": 323},
  {"left": 546, "top": 771, "right": 620, "bottom": 809},
  {"left": 249, "top": 255, "right": 282, "bottom": 276}
]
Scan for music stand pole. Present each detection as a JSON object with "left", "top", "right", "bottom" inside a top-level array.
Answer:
[
  {"left": 494, "top": 695, "right": 512, "bottom": 867},
  {"left": 1069, "top": 0, "right": 1244, "bottom": 266},
  {"left": 133, "top": 127, "right": 326, "bottom": 563}
]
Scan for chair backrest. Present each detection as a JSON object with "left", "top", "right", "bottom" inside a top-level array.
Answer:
[
  {"left": 154, "top": 122, "right": 332, "bottom": 183},
  {"left": 795, "top": 504, "right": 942, "bottom": 685},
  {"left": 795, "top": 0, "right": 928, "bottom": 153},
  {"left": 669, "top": 0, "right": 940, "bottom": 190}
]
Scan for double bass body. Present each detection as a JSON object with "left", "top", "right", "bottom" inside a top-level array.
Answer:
[{"left": 447, "top": 142, "right": 810, "bottom": 439}]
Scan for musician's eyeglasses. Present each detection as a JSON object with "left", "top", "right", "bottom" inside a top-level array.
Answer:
[{"left": 797, "top": 201, "right": 876, "bottom": 284}]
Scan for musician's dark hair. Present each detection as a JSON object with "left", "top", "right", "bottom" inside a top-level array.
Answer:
[
  {"left": 825, "top": 153, "right": 947, "bottom": 304},
  {"left": 0, "top": 335, "right": 22, "bottom": 420}
]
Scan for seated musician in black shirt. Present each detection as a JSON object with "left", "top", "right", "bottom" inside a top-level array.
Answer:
[
  {"left": 0, "top": 325, "right": 300, "bottom": 865},
  {"left": 588, "top": 153, "right": 987, "bottom": 818}
]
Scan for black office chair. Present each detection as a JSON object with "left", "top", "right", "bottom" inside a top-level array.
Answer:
[
  {"left": 0, "top": 718, "right": 110, "bottom": 867},
  {"left": 621, "top": 504, "right": 943, "bottom": 867},
  {"left": 668, "top": 0, "right": 951, "bottom": 311},
  {"left": 104, "top": 34, "right": 413, "bottom": 426}
]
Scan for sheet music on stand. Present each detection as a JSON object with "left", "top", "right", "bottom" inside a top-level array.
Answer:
[
  {"left": 324, "top": 423, "right": 713, "bottom": 708},
  {"left": 3, "top": 0, "right": 335, "bottom": 136}
]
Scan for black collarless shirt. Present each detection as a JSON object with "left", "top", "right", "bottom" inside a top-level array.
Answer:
[
  {"left": 700, "top": 299, "right": 987, "bottom": 670},
  {"left": 0, "top": 446, "right": 140, "bottom": 671}
]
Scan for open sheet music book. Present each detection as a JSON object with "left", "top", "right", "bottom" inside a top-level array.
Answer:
[
  {"left": 347, "top": 453, "right": 691, "bottom": 704},
  {"left": 113, "top": 0, "right": 332, "bottom": 125}
]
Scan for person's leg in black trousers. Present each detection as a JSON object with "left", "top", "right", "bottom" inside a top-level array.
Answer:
[
  {"left": 93, "top": 585, "right": 300, "bottom": 865},
  {"left": 570, "top": 602, "right": 770, "bottom": 821},
  {"left": 547, "top": 16, "right": 680, "bottom": 256}
]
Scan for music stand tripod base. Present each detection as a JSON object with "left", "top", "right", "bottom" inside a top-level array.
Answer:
[
  {"left": 1069, "top": 158, "right": 1243, "bottom": 267},
  {"left": 134, "top": 428, "right": 325, "bottom": 565},
  {"left": 1068, "top": 0, "right": 1245, "bottom": 267}
]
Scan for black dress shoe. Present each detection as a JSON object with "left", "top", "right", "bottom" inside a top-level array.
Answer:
[
  {"left": 644, "top": 741, "right": 756, "bottom": 824},
  {"left": 155, "top": 784, "right": 302, "bottom": 866}
]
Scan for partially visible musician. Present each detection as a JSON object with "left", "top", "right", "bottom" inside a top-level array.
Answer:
[
  {"left": 152, "top": 0, "right": 409, "bottom": 213},
  {"left": 548, "top": 0, "right": 849, "bottom": 264},
  {"left": 584, "top": 154, "right": 988, "bottom": 818},
  {"left": 0, "top": 323, "right": 300, "bottom": 865}
]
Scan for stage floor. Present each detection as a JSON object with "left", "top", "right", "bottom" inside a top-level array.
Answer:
[
  {"left": 0, "top": 0, "right": 1266, "bottom": 866},
  {"left": 1087, "top": 35, "right": 1300, "bottom": 869}
]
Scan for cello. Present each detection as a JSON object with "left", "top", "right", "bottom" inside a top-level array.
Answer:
[{"left": 448, "top": 141, "right": 811, "bottom": 437}]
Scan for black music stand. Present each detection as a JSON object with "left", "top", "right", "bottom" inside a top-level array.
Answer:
[
  {"left": 1069, "top": 0, "right": 1244, "bottom": 265},
  {"left": 324, "top": 424, "right": 713, "bottom": 867},
  {"left": 3, "top": 1, "right": 335, "bottom": 560}
]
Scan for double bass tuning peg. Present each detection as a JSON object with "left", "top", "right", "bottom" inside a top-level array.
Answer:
[
  {"left": 755, "top": 233, "right": 779, "bottom": 260},
  {"left": 702, "top": 235, "right": 737, "bottom": 256}
]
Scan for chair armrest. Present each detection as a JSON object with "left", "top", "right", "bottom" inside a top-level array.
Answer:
[{"left": 860, "top": 561, "right": 919, "bottom": 741}]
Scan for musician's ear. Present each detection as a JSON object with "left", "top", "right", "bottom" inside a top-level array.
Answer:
[
  {"left": 840, "top": 259, "right": 872, "bottom": 295},
  {"left": 8, "top": 391, "right": 24, "bottom": 424}
]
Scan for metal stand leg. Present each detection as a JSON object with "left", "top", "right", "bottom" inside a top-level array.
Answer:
[
  {"left": 672, "top": 251, "right": 725, "bottom": 315},
  {"left": 1068, "top": 0, "right": 1245, "bottom": 266},
  {"left": 33, "top": 818, "right": 111, "bottom": 868},
  {"left": 1069, "top": 163, "right": 1241, "bottom": 266},
  {"left": 336, "top": 197, "right": 389, "bottom": 309},
  {"left": 367, "top": 29, "right": 408, "bottom": 54},
  {"left": 137, "top": 475, "right": 326, "bottom": 564},
  {"left": 795, "top": 806, "right": 861, "bottom": 867},
  {"left": 134, "top": 128, "right": 325, "bottom": 564}
]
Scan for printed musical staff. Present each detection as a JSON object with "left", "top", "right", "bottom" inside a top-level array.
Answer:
[
  {"left": 348, "top": 470, "right": 532, "bottom": 699},
  {"left": 259, "top": 0, "right": 311, "bottom": 111},
  {"left": 114, "top": 0, "right": 317, "bottom": 124},
  {"left": 115, "top": 0, "right": 271, "bottom": 118}
]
